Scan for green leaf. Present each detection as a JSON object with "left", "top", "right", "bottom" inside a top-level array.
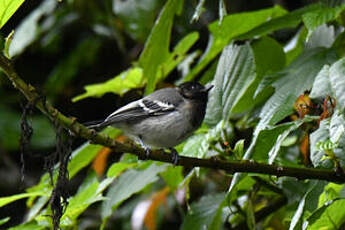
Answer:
[
  {"left": 185, "top": 5, "right": 287, "bottom": 81},
  {"left": 253, "top": 119, "right": 306, "bottom": 162},
  {"left": 0, "top": 0, "right": 24, "bottom": 29},
  {"left": 101, "top": 162, "right": 168, "bottom": 225},
  {"left": 302, "top": 4, "right": 345, "bottom": 39},
  {"left": 246, "top": 198, "right": 255, "bottom": 230},
  {"left": 238, "top": 4, "right": 320, "bottom": 40},
  {"left": 68, "top": 127, "right": 121, "bottom": 178},
  {"left": 160, "top": 166, "right": 184, "bottom": 190},
  {"left": 106, "top": 162, "right": 137, "bottom": 178},
  {"left": 0, "top": 192, "right": 44, "bottom": 208},
  {"left": 61, "top": 172, "right": 114, "bottom": 227},
  {"left": 180, "top": 120, "right": 229, "bottom": 158},
  {"left": 289, "top": 180, "right": 326, "bottom": 230},
  {"left": 310, "top": 119, "right": 333, "bottom": 168},
  {"left": 139, "top": 0, "right": 183, "bottom": 94},
  {"left": 190, "top": 0, "right": 206, "bottom": 23},
  {"left": 113, "top": 0, "right": 163, "bottom": 42},
  {"left": 310, "top": 65, "right": 332, "bottom": 99},
  {"left": 8, "top": 0, "right": 58, "bottom": 57},
  {"left": 256, "top": 48, "right": 336, "bottom": 135},
  {"left": 0, "top": 217, "right": 9, "bottom": 226},
  {"left": 72, "top": 67, "right": 143, "bottom": 102},
  {"left": 8, "top": 221, "right": 45, "bottom": 230},
  {"left": 204, "top": 44, "right": 255, "bottom": 125},
  {"left": 329, "top": 58, "right": 345, "bottom": 112},
  {"left": 307, "top": 199, "right": 345, "bottom": 230},
  {"left": 181, "top": 193, "right": 225, "bottom": 230},
  {"left": 318, "top": 183, "right": 345, "bottom": 207}
]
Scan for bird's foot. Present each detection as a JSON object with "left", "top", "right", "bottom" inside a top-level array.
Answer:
[
  {"left": 138, "top": 147, "right": 151, "bottom": 160},
  {"left": 169, "top": 148, "right": 179, "bottom": 165}
]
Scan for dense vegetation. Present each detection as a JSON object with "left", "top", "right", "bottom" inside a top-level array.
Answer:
[{"left": 1, "top": 0, "right": 345, "bottom": 229}]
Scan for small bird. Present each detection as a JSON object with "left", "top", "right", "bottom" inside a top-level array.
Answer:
[{"left": 87, "top": 81, "right": 213, "bottom": 164}]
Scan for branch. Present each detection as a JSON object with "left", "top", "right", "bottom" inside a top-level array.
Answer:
[{"left": 1, "top": 54, "right": 345, "bottom": 183}]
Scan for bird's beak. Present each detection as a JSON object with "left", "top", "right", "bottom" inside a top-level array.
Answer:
[{"left": 204, "top": 84, "right": 214, "bottom": 93}]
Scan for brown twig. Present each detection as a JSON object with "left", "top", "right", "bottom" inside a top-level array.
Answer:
[{"left": 1, "top": 54, "right": 345, "bottom": 183}]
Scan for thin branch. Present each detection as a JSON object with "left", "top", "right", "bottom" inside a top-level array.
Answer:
[{"left": 1, "top": 54, "right": 345, "bottom": 183}]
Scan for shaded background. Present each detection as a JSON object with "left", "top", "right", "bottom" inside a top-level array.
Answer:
[{"left": 0, "top": 0, "right": 315, "bottom": 227}]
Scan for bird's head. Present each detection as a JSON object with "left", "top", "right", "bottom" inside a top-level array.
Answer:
[{"left": 177, "top": 82, "right": 213, "bottom": 100}]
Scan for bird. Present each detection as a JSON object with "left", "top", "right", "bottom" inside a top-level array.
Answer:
[{"left": 87, "top": 81, "right": 213, "bottom": 164}]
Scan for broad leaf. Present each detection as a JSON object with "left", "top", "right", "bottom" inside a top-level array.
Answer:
[
  {"left": 0, "top": 0, "right": 24, "bottom": 29},
  {"left": 139, "top": 0, "right": 183, "bottom": 94},
  {"left": 329, "top": 58, "right": 345, "bottom": 112},
  {"left": 184, "top": 5, "right": 287, "bottom": 81},
  {"left": 302, "top": 4, "right": 345, "bottom": 39},
  {"left": 72, "top": 68, "right": 143, "bottom": 102},
  {"left": 8, "top": 0, "right": 57, "bottom": 57},
  {"left": 181, "top": 193, "right": 226, "bottom": 230},
  {"left": 101, "top": 162, "right": 168, "bottom": 226},
  {"left": 307, "top": 199, "right": 345, "bottom": 230}
]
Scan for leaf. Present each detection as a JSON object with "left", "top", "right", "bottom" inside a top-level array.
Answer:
[
  {"left": 0, "top": 0, "right": 24, "bottom": 29},
  {"left": 0, "top": 217, "right": 10, "bottom": 226},
  {"left": 253, "top": 119, "right": 305, "bottom": 163},
  {"left": 309, "top": 119, "right": 333, "bottom": 168},
  {"left": 106, "top": 162, "right": 137, "bottom": 178},
  {"left": 289, "top": 180, "right": 326, "bottom": 230},
  {"left": 101, "top": 162, "right": 168, "bottom": 226},
  {"left": 238, "top": 4, "right": 321, "bottom": 40},
  {"left": 180, "top": 120, "right": 228, "bottom": 158},
  {"left": 139, "top": 0, "right": 183, "bottom": 94},
  {"left": 8, "top": 0, "right": 58, "bottom": 57},
  {"left": 190, "top": 0, "right": 206, "bottom": 23},
  {"left": 112, "top": 0, "right": 163, "bottom": 42},
  {"left": 181, "top": 193, "right": 225, "bottom": 230},
  {"left": 60, "top": 172, "right": 114, "bottom": 227},
  {"left": 329, "top": 58, "right": 345, "bottom": 112},
  {"left": 310, "top": 65, "right": 332, "bottom": 99},
  {"left": 318, "top": 183, "right": 345, "bottom": 208},
  {"left": 160, "top": 166, "right": 184, "bottom": 190},
  {"left": 307, "top": 199, "right": 345, "bottom": 230},
  {"left": 184, "top": 5, "right": 287, "bottom": 81},
  {"left": 302, "top": 4, "right": 345, "bottom": 39},
  {"left": 256, "top": 48, "right": 336, "bottom": 135},
  {"left": 72, "top": 68, "right": 143, "bottom": 102},
  {"left": 0, "top": 192, "right": 44, "bottom": 208},
  {"left": 8, "top": 221, "right": 45, "bottom": 230},
  {"left": 204, "top": 44, "right": 255, "bottom": 125}
]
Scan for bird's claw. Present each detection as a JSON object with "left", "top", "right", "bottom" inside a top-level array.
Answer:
[{"left": 169, "top": 148, "right": 179, "bottom": 165}]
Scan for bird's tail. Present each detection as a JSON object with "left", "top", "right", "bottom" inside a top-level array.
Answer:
[{"left": 83, "top": 120, "right": 110, "bottom": 131}]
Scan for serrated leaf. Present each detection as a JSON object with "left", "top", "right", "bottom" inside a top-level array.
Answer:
[
  {"left": 302, "top": 4, "right": 345, "bottom": 39},
  {"left": 204, "top": 44, "right": 255, "bottom": 125},
  {"left": 0, "top": 0, "right": 24, "bottom": 29},
  {"left": 181, "top": 193, "right": 225, "bottom": 230},
  {"left": 310, "top": 65, "right": 332, "bottom": 99},
  {"left": 329, "top": 58, "right": 345, "bottom": 112},
  {"left": 256, "top": 48, "right": 336, "bottom": 135},
  {"left": 101, "top": 163, "right": 168, "bottom": 225}
]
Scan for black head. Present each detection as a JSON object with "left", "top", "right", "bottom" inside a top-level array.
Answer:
[{"left": 177, "top": 82, "right": 213, "bottom": 100}]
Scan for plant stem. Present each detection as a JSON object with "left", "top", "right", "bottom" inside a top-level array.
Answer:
[{"left": 1, "top": 54, "right": 345, "bottom": 183}]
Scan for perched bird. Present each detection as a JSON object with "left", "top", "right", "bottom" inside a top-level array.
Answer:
[{"left": 87, "top": 81, "right": 213, "bottom": 164}]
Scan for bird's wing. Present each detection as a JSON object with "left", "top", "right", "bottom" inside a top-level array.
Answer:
[{"left": 104, "top": 98, "right": 176, "bottom": 124}]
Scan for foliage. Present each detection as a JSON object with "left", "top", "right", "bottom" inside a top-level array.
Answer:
[{"left": 2, "top": 0, "right": 345, "bottom": 229}]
